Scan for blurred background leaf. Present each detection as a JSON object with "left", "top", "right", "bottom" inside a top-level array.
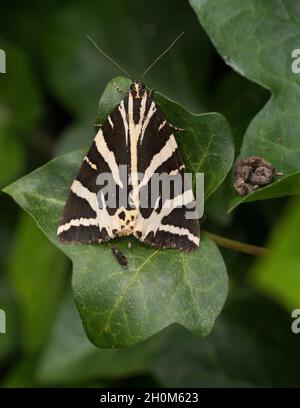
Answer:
[
  {"left": 251, "top": 195, "right": 300, "bottom": 310},
  {"left": 0, "top": 38, "right": 42, "bottom": 187},
  {"left": 8, "top": 213, "right": 68, "bottom": 354},
  {"left": 36, "top": 289, "right": 300, "bottom": 387},
  {"left": 0, "top": 276, "right": 18, "bottom": 372},
  {"left": 41, "top": 0, "right": 214, "bottom": 156},
  {"left": 190, "top": 0, "right": 300, "bottom": 209},
  {"left": 36, "top": 292, "right": 161, "bottom": 386}
]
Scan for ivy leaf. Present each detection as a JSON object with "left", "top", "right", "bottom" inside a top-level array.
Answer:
[
  {"left": 3, "top": 77, "right": 233, "bottom": 348},
  {"left": 1, "top": 357, "right": 38, "bottom": 388},
  {"left": 190, "top": 0, "right": 300, "bottom": 211},
  {"left": 154, "top": 291, "right": 300, "bottom": 387},
  {"left": 251, "top": 195, "right": 300, "bottom": 310},
  {"left": 0, "top": 39, "right": 42, "bottom": 187},
  {"left": 9, "top": 213, "right": 68, "bottom": 354},
  {"left": 37, "top": 290, "right": 300, "bottom": 387},
  {"left": 36, "top": 292, "right": 162, "bottom": 385}
]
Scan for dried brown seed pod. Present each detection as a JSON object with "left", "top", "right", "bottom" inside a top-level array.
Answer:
[{"left": 234, "top": 156, "right": 283, "bottom": 197}]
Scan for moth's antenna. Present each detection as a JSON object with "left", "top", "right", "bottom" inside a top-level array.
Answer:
[
  {"left": 85, "top": 34, "right": 131, "bottom": 80},
  {"left": 141, "top": 31, "right": 185, "bottom": 80}
]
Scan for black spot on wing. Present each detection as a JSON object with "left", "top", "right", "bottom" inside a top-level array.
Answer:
[{"left": 118, "top": 211, "right": 125, "bottom": 220}]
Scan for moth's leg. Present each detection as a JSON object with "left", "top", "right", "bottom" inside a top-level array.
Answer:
[
  {"left": 113, "top": 81, "right": 127, "bottom": 95},
  {"left": 169, "top": 123, "right": 186, "bottom": 132}
]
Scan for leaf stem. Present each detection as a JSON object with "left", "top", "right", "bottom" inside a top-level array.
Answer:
[{"left": 205, "top": 231, "right": 270, "bottom": 256}]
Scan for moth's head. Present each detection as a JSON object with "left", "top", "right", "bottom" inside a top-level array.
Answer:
[{"left": 130, "top": 80, "right": 146, "bottom": 99}]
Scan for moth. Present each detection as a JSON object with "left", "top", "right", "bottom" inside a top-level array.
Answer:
[{"left": 57, "top": 33, "right": 200, "bottom": 252}]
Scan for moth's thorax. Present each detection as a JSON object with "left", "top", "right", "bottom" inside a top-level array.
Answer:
[
  {"left": 127, "top": 81, "right": 148, "bottom": 126},
  {"left": 130, "top": 80, "right": 146, "bottom": 99}
]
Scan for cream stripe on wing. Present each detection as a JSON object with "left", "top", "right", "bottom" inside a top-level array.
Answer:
[
  {"left": 158, "top": 224, "right": 199, "bottom": 245},
  {"left": 84, "top": 156, "right": 98, "bottom": 171},
  {"left": 140, "top": 101, "right": 156, "bottom": 144},
  {"left": 71, "top": 180, "right": 99, "bottom": 213},
  {"left": 134, "top": 190, "right": 195, "bottom": 240},
  {"left": 169, "top": 164, "right": 185, "bottom": 176},
  {"left": 118, "top": 101, "right": 129, "bottom": 146},
  {"left": 163, "top": 189, "right": 195, "bottom": 214},
  {"left": 94, "top": 129, "right": 123, "bottom": 188},
  {"left": 108, "top": 115, "right": 114, "bottom": 128},
  {"left": 97, "top": 192, "right": 122, "bottom": 238},
  {"left": 69, "top": 180, "right": 121, "bottom": 239},
  {"left": 138, "top": 134, "right": 178, "bottom": 189},
  {"left": 57, "top": 218, "right": 98, "bottom": 235},
  {"left": 158, "top": 120, "right": 166, "bottom": 132},
  {"left": 128, "top": 93, "right": 148, "bottom": 209}
]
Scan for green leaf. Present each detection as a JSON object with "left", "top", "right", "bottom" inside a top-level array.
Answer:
[
  {"left": 209, "top": 73, "right": 268, "bottom": 151},
  {"left": 230, "top": 172, "right": 300, "bottom": 211},
  {"left": 0, "top": 126, "right": 24, "bottom": 189},
  {"left": 37, "top": 293, "right": 162, "bottom": 385},
  {"left": 1, "top": 357, "right": 38, "bottom": 388},
  {"left": 0, "top": 277, "right": 17, "bottom": 369},
  {"left": 3, "top": 77, "right": 233, "bottom": 348},
  {"left": 0, "top": 39, "right": 42, "bottom": 187},
  {"left": 251, "top": 195, "right": 300, "bottom": 310},
  {"left": 41, "top": 1, "right": 212, "bottom": 122},
  {"left": 190, "top": 0, "right": 300, "bottom": 210},
  {"left": 155, "top": 291, "right": 300, "bottom": 387},
  {"left": 203, "top": 73, "right": 268, "bottom": 226},
  {"left": 9, "top": 213, "right": 68, "bottom": 354},
  {"left": 37, "top": 290, "right": 300, "bottom": 387}
]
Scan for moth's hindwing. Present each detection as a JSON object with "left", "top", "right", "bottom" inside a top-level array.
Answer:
[{"left": 57, "top": 85, "right": 200, "bottom": 252}]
